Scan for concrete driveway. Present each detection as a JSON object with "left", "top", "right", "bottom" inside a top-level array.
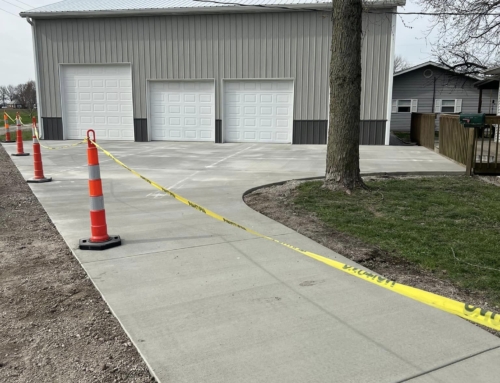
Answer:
[{"left": 5, "top": 141, "right": 499, "bottom": 383}]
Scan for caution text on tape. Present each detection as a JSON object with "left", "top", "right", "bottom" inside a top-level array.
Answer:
[{"left": 90, "top": 139, "right": 500, "bottom": 332}]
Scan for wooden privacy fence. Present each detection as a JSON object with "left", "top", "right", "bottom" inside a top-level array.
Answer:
[
  {"left": 439, "top": 115, "right": 470, "bottom": 165},
  {"left": 410, "top": 113, "right": 436, "bottom": 150},
  {"left": 475, "top": 116, "right": 500, "bottom": 174},
  {"left": 439, "top": 114, "right": 500, "bottom": 175}
]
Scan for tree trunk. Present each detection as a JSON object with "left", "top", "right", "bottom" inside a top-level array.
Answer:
[{"left": 324, "top": 0, "right": 364, "bottom": 193}]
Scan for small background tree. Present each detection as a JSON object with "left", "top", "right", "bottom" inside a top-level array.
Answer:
[
  {"left": 394, "top": 55, "right": 412, "bottom": 73},
  {"left": 0, "top": 86, "right": 7, "bottom": 106},
  {"left": 6, "top": 85, "right": 17, "bottom": 105},
  {"left": 16, "top": 81, "right": 37, "bottom": 118}
]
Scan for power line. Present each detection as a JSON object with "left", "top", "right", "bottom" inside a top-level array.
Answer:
[
  {"left": 192, "top": 0, "right": 500, "bottom": 16},
  {"left": 0, "top": 6, "right": 19, "bottom": 17},
  {"left": 12, "top": 0, "right": 34, "bottom": 8},
  {"left": 368, "top": 11, "right": 500, "bottom": 16},
  {"left": 0, "top": 0, "right": 27, "bottom": 10},
  {"left": 194, "top": 0, "right": 322, "bottom": 12}
]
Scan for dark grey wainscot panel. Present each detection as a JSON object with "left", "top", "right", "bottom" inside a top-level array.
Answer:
[
  {"left": 133, "top": 119, "right": 148, "bottom": 142},
  {"left": 215, "top": 120, "right": 222, "bottom": 143},
  {"left": 359, "top": 120, "right": 386, "bottom": 145},
  {"left": 293, "top": 121, "right": 328, "bottom": 144},
  {"left": 41, "top": 117, "right": 63, "bottom": 140}
]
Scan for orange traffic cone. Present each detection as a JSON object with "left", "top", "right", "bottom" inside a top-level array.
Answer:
[
  {"left": 11, "top": 112, "right": 30, "bottom": 156},
  {"left": 79, "top": 129, "right": 121, "bottom": 251},
  {"left": 27, "top": 117, "right": 51, "bottom": 183},
  {"left": 3, "top": 112, "right": 15, "bottom": 143}
]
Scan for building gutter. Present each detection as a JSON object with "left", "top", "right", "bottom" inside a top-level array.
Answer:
[
  {"left": 20, "top": 4, "right": 332, "bottom": 18},
  {"left": 20, "top": 1, "right": 405, "bottom": 19}
]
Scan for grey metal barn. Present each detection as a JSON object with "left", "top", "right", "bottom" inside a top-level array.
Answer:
[{"left": 21, "top": 0, "right": 403, "bottom": 145}]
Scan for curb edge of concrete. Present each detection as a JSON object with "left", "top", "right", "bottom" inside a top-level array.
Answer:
[{"left": 242, "top": 171, "right": 465, "bottom": 199}]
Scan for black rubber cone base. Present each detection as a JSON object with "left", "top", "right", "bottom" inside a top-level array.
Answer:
[
  {"left": 79, "top": 235, "right": 121, "bottom": 251},
  {"left": 2, "top": 140, "right": 15, "bottom": 143},
  {"left": 27, "top": 176, "right": 52, "bottom": 183},
  {"left": 12, "top": 153, "right": 30, "bottom": 156}
]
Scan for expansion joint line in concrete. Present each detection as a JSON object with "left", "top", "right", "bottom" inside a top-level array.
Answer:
[
  {"left": 88, "top": 139, "right": 500, "bottom": 333},
  {"left": 396, "top": 344, "right": 500, "bottom": 382},
  {"left": 81, "top": 233, "right": 292, "bottom": 264}
]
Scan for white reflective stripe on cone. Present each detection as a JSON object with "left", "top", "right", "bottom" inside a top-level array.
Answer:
[
  {"left": 88, "top": 165, "right": 101, "bottom": 181},
  {"left": 90, "top": 196, "right": 105, "bottom": 211}
]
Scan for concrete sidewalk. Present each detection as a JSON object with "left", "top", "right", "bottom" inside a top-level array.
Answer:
[{"left": 5, "top": 141, "right": 499, "bottom": 383}]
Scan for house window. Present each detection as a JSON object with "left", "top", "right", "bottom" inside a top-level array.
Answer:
[
  {"left": 392, "top": 99, "right": 418, "bottom": 113},
  {"left": 397, "top": 100, "right": 411, "bottom": 112},
  {"left": 434, "top": 99, "right": 462, "bottom": 113},
  {"left": 441, "top": 100, "right": 456, "bottom": 113}
]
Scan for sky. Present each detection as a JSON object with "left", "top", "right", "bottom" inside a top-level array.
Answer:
[{"left": 0, "top": 0, "right": 437, "bottom": 87}]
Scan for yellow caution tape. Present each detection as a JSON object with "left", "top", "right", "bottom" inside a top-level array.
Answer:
[
  {"left": 3, "top": 112, "right": 16, "bottom": 123},
  {"left": 33, "top": 126, "right": 87, "bottom": 150},
  {"left": 90, "top": 139, "right": 500, "bottom": 332}
]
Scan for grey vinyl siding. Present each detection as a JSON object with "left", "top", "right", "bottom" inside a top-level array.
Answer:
[
  {"left": 34, "top": 10, "right": 393, "bottom": 125},
  {"left": 391, "top": 65, "right": 498, "bottom": 131}
]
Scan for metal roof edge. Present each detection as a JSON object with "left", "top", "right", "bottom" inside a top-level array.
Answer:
[
  {"left": 394, "top": 61, "right": 442, "bottom": 77},
  {"left": 483, "top": 66, "right": 500, "bottom": 76},
  {"left": 20, "top": 4, "right": 329, "bottom": 18},
  {"left": 20, "top": 1, "right": 404, "bottom": 19},
  {"left": 474, "top": 78, "right": 499, "bottom": 87},
  {"left": 394, "top": 61, "right": 480, "bottom": 80}
]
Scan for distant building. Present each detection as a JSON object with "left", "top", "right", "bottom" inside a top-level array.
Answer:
[
  {"left": 6, "top": 100, "right": 24, "bottom": 109},
  {"left": 391, "top": 62, "right": 497, "bottom": 132}
]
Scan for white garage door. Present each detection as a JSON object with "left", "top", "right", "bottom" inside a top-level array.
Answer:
[
  {"left": 149, "top": 80, "right": 215, "bottom": 141},
  {"left": 60, "top": 64, "right": 134, "bottom": 141},
  {"left": 223, "top": 80, "right": 294, "bottom": 143}
]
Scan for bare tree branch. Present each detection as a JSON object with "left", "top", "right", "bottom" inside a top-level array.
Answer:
[
  {"left": 0, "top": 86, "right": 7, "bottom": 106},
  {"left": 417, "top": 0, "right": 500, "bottom": 73},
  {"left": 6, "top": 85, "right": 17, "bottom": 102},
  {"left": 15, "top": 80, "right": 37, "bottom": 117},
  {"left": 394, "top": 55, "right": 412, "bottom": 72}
]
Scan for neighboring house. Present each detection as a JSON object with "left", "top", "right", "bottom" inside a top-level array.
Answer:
[
  {"left": 21, "top": 0, "right": 404, "bottom": 145},
  {"left": 391, "top": 62, "right": 497, "bottom": 132},
  {"left": 6, "top": 100, "right": 24, "bottom": 109},
  {"left": 475, "top": 66, "right": 500, "bottom": 116}
]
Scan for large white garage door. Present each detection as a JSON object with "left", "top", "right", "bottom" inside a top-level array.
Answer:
[
  {"left": 223, "top": 80, "right": 294, "bottom": 143},
  {"left": 149, "top": 80, "right": 215, "bottom": 141},
  {"left": 60, "top": 64, "right": 134, "bottom": 141}
]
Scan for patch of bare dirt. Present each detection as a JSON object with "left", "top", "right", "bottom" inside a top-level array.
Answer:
[
  {"left": 0, "top": 145, "right": 155, "bottom": 382},
  {"left": 244, "top": 179, "right": 499, "bottom": 337},
  {"left": 478, "top": 175, "right": 500, "bottom": 187}
]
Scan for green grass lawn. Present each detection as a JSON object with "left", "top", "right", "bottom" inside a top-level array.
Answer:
[
  {"left": 392, "top": 130, "right": 439, "bottom": 143},
  {"left": 294, "top": 177, "right": 500, "bottom": 305},
  {"left": 0, "top": 129, "right": 33, "bottom": 142},
  {"left": 1, "top": 109, "right": 37, "bottom": 128},
  {"left": 392, "top": 131, "right": 411, "bottom": 142}
]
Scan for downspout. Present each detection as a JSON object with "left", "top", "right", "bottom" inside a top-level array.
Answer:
[
  {"left": 478, "top": 88, "right": 483, "bottom": 113},
  {"left": 27, "top": 17, "right": 44, "bottom": 138},
  {"left": 384, "top": 8, "right": 397, "bottom": 146},
  {"left": 489, "top": 89, "right": 493, "bottom": 114},
  {"left": 431, "top": 76, "right": 436, "bottom": 112}
]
